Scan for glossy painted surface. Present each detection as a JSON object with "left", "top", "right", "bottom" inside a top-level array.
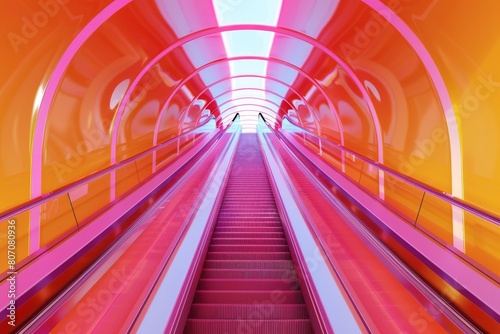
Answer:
[
  {"left": 0, "top": 122, "right": 222, "bottom": 332},
  {"left": 259, "top": 126, "right": 463, "bottom": 333},
  {"left": 271, "top": 119, "right": 500, "bottom": 332},
  {"left": 31, "top": 131, "right": 238, "bottom": 334},
  {"left": 1, "top": 0, "right": 500, "bottom": 331},
  {"left": 1, "top": 0, "right": 499, "bottom": 212},
  {"left": 283, "top": 116, "right": 500, "bottom": 282}
]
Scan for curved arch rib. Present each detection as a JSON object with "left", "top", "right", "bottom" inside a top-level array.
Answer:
[
  {"left": 152, "top": 56, "right": 345, "bottom": 151},
  {"left": 185, "top": 74, "right": 344, "bottom": 141}
]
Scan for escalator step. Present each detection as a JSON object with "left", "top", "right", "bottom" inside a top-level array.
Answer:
[
  {"left": 219, "top": 206, "right": 276, "bottom": 210},
  {"left": 203, "top": 260, "right": 294, "bottom": 270},
  {"left": 184, "top": 319, "right": 313, "bottom": 334},
  {"left": 205, "top": 252, "right": 291, "bottom": 261},
  {"left": 218, "top": 207, "right": 278, "bottom": 212},
  {"left": 196, "top": 279, "right": 299, "bottom": 291},
  {"left": 188, "top": 304, "right": 310, "bottom": 319},
  {"left": 208, "top": 244, "right": 290, "bottom": 253},
  {"left": 212, "top": 231, "right": 285, "bottom": 239},
  {"left": 214, "top": 226, "right": 283, "bottom": 233},
  {"left": 215, "top": 221, "right": 282, "bottom": 227},
  {"left": 200, "top": 269, "right": 297, "bottom": 280},
  {"left": 209, "top": 238, "right": 288, "bottom": 245},
  {"left": 193, "top": 290, "right": 305, "bottom": 304},
  {"left": 216, "top": 215, "right": 281, "bottom": 221}
]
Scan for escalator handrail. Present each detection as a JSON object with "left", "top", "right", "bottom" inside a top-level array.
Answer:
[
  {"left": 0, "top": 115, "right": 228, "bottom": 222},
  {"left": 258, "top": 116, "right": 484, "bottom": 333},
  {"left": 0, "top": 117, "right": 240, "bottom": 332},
  {"left": 276, "top": 114, "right": 500, "bottom": 226}
]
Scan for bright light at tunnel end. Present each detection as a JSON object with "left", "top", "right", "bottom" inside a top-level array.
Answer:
[{"left": 213, "top": 0, "right": 283, "bottom": 132}]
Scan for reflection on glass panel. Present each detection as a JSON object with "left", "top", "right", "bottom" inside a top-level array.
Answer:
[
  {"left": 464, "top": 212, "right": 500, "bottom": 279},
  {"left": 416, "top": 193, "right": 454, "bottom": 245}
]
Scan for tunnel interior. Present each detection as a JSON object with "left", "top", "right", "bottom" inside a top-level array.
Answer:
[{"left": 1, "top": 0, "right": 500, "bottom": 333}]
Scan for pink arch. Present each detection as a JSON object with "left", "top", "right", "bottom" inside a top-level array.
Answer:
[
  {"left": 153, "top": 96, "right": 286, "bottom": 171},
  {"left": 204, "top": 93, "right": 324, "bottom": 141},
  {"left": 32, "top": 0, "right": 133, "bottom": 199},
  {"left": 152, "top": 56, "right": 346, "bottom": 150},
  {"left": 33, "top": 22, "right": 384, "bottom": 202},
  {"left": 219, "top": 104, "right": 280, "bottom": 123},
  {"left": 214, "top": 97, "right": 288, "bottom": 118},
  {"left": 220, "top": 112, "right": 273, "bottom": 126},
  {"left": 203, "top": 88, "right": 298, "bottom": 121},
  {"left": 184, "top": 75, "right": 343, "bottom": 143},
  {"left": 32, "top": 14, "right": 458, "bottom": 204},
  {"left": 361, "top": 0, "right": 462, "bottom": 200}
]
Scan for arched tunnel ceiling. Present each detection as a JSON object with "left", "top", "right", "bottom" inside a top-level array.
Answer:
[{"left": 2, "top": 0, "right": 500, "bottom": 224}]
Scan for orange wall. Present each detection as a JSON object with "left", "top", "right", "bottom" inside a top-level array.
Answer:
[{"left": 1, "top": 0, "right": 500, "bottom": 274}]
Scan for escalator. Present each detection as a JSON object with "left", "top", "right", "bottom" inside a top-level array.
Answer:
[{"left": 183, "top": 134, "right": 314, "bottom": 333}]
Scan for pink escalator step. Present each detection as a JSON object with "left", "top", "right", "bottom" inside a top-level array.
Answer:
[
  {"left": 188, "top": 303, "right": 310, "bottom": 319},
  {"left": 215, "top": 221, "right": 282, "bottom": 227},
  {"left": 196, "top": 279, "right": 299, "bottom": 291},
  {"left": 217, "top": 214, "right": 280, "bottom": 220},
  {"left": 205, "top": 252, "right": 291, "bottom": 261},
  {"left": 184, "top": 319, "right": 313, "bottom": 334},
  {"left": 219, "top": 206, "right": 275, "bottom": 210},
  {"left": 219, "top": 207, "right": 278, "bottom": 213},
  {"left": 209, "top": 238, "right": 288, "bottom": 245},
  {"left": 214, "top": 226, "right": 283, "bottom": 233},
  {"left": 193, "top": 290, "right": 305, "bottom": 304},
  {"left": 217, "top": 215, "right": 280, "bottom": 221},
  {"left": 212, "top": 231, "right": 285, "bottom": 239},
  {"left": 203, "top": 260, "right": 294, "bottom": 270},
  {"left": 208, "top": 244, "right": 290, "bottom": 253},
  {"left": 200, "top": 269, "right": 297, "bottom": 280}
]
